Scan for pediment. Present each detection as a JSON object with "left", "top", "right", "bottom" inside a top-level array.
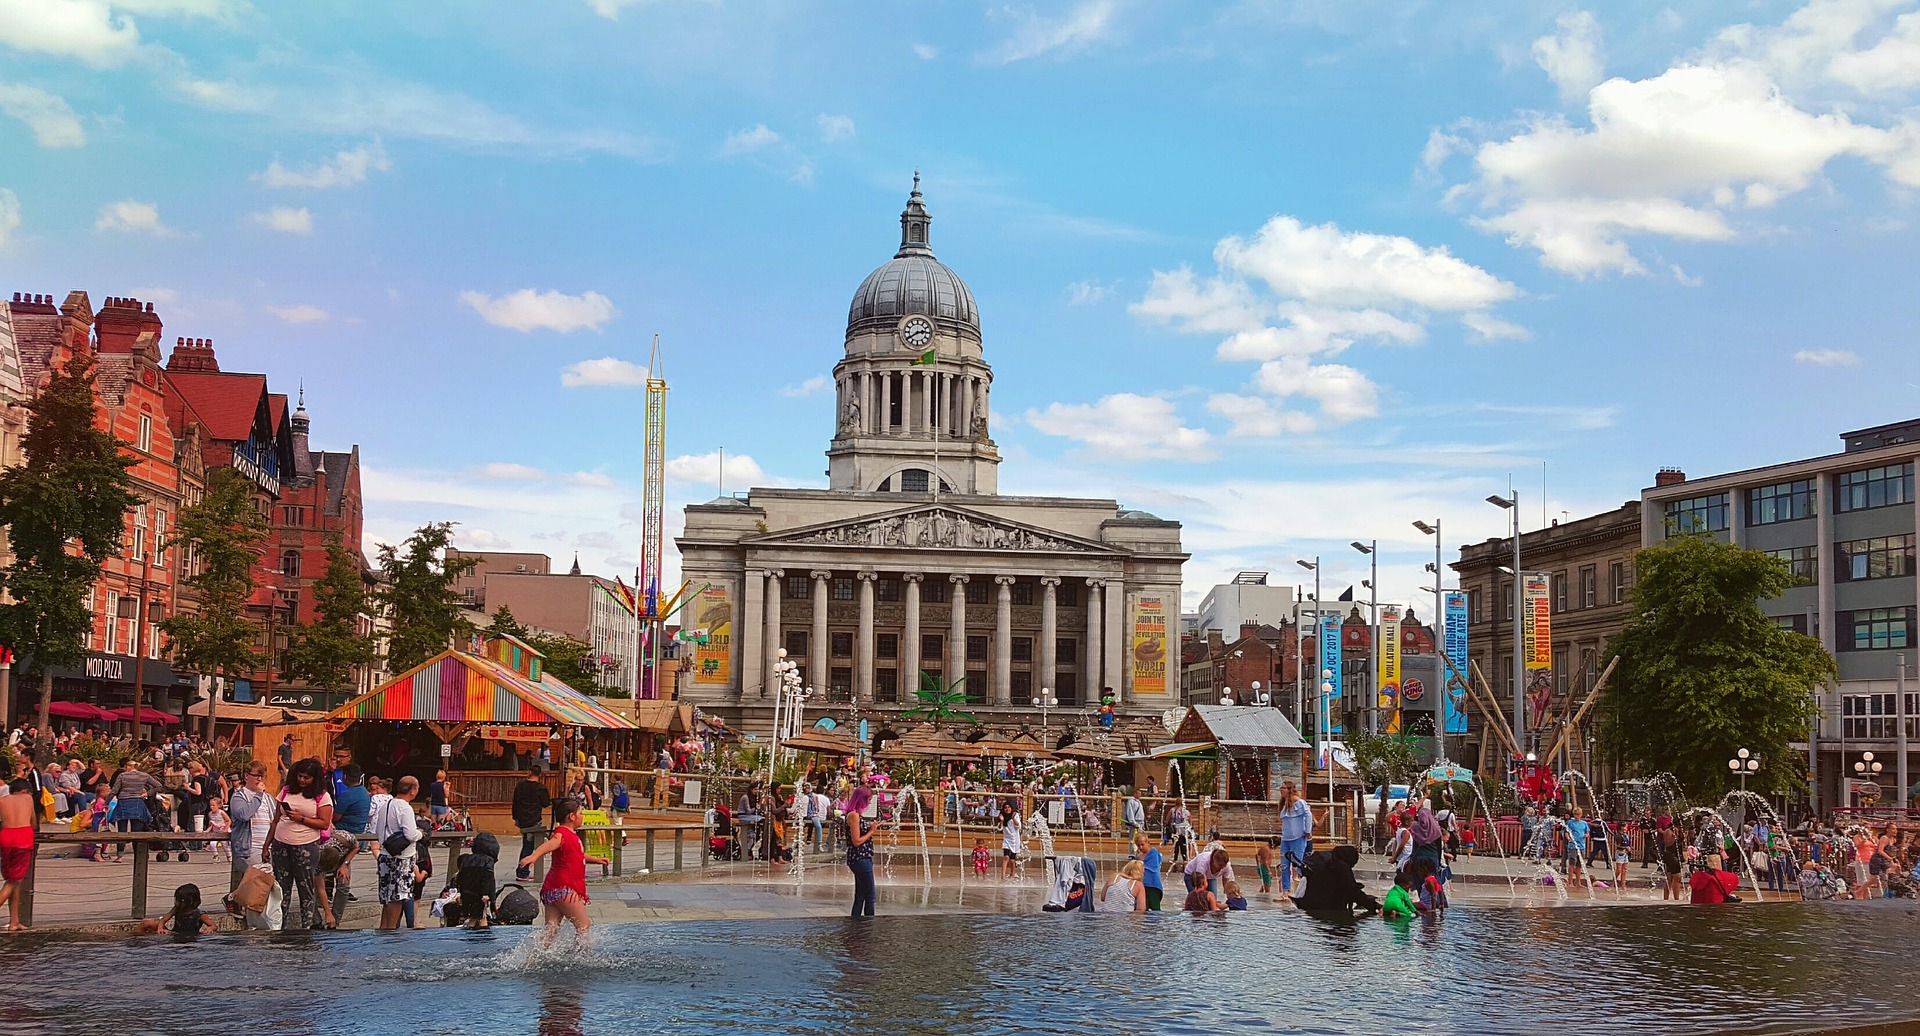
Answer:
[{"left": 750, "top": 505, "right": 1119, "bottom": 554}]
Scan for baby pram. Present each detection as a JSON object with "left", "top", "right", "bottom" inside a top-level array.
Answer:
[
  {"left": 709, "top": 803, "right": 740, "bottom": 861},
  {"left": 149, "top": 790, "right": 192, "bottom": 863}
]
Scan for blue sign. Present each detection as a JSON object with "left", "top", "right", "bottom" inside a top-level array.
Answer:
[
  {"left": 1443, "top": 590, "right": 1469, "bottom": 735},
  {"left": 1320, "top": 614, "right": 1343, "bottom": 735}
]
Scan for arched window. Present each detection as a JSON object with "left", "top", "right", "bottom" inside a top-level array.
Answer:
[
  {"left": 899, "top": 469, "right": 929, "bottom": 493},
  {"left": 280, "top": 549, "right": 300, "bottom": 578}
]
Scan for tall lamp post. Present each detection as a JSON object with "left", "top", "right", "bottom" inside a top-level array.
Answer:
[
  {"left": 1854, "top": 751, "right": 1883, "bottom": 806},
  {"left": 1413, "top": 519, "right": 1445, "bottom": 761},
  {"left": 1297, "top": 558, "right": 1321, "bottom": 733},
  {"left": 1487, "top": 492, "right": 1523, "bottom": 757},
  {"left": 1350, "top": 541, "right": 1377, "bottom": 733},
  {"left": 1032, "top": 688, "right": 1058, "bottom": 733},
  {"left": 1728, "top": 748, "right": 1759, "bottom": 793},
  {"left": 1320, "top": 668, "right": 1336, "bottom": 802}
]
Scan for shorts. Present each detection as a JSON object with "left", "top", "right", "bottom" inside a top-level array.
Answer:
[
  {"left": 1257, "top": 864, "right": 1272, "bottom": 884},
  {"left": 0, "top": 826, "right": 32, "bottom": 882},
  {"left": 376, "top": 853, "right": 415, "bottom": 904},
  {"left": 1852, "top": 861, "right": 1872, "bottom": 884},
  {"left": 540, "top": 887, "right": 589, "bottom": 905},
  {"left": 1002, "top": 848, "right": 1018, "bottom": 859}
]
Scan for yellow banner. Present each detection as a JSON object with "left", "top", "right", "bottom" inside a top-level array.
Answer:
[
  {"left": 580, "top": 808, "right": 613, "bottom": 860},
  {"left": 692, "top": 583, "right": 733, "bottom": 685},
  {"left": 1129, "top": 592, "right": 1169, "bottom": 696},
  {"left": 1378, "top": 606, "right": 1402, "bottom": 732}
]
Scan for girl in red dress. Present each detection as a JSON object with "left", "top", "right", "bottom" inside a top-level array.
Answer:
[{"left": 519, "top": 797, "right": 609, "bottom": 947}]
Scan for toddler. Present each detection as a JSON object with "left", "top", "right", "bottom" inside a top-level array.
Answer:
[
  {"left": 1222, "top": 879, "right": 1248, "bottom": 910},
  {"left": 971, "top": 839, "right": 991, "bottom": 876},
  {"left": 1613, "top": 844, "right": 1630, "bottom": 888},
  {"left": 206, "top": 798, "right": 232, "bottom": 861}
]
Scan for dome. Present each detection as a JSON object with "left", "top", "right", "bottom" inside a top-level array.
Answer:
[
  {"left": 846, "top": 255, "right": 979, "bottom": 340},
  {"left": 845, "top": 176, "right": 980, "bottom": 341}
]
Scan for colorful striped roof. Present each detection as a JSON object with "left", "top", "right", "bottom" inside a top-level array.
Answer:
[{"left": 330, "top": 648, "right": 638, "bottom": 729}]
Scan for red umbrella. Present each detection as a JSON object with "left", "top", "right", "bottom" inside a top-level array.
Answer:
[
  {"left": 104, "top": 706, "right": 180, "bottom": 726},
  {"left": 48, "top": 701, "right": 110, "bottom": 721}
]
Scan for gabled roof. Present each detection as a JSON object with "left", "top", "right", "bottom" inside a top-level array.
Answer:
[
  {"left": 165, "top": 369, "right": 269, "bottom": 443},
  {"left": 1184, "top": 704, "right": 1309, "bottom": 751},
  {"left": 329, "top": 646, "right": 638, "bottom": 729}
]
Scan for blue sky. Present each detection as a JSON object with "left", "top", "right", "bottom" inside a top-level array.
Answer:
[{"left": 1, "top": 0, "right": 1916, "bottom": 613}]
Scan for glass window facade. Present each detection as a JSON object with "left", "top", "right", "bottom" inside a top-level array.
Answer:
[
  {"left": 1664, "top": 493, "right": 1730, "bottom": 534},
  {"left": 1748, "top": 479, "right": 1816, "bottom": 525},
  {"left": 1764, "top": 545, "right": 1818, "bottom": 586},
  {"left": 1835, "top": 534, "right": 1915, "bottom": 582},
  {"left": 1839, "top": 607, "right": 1914, "bottom": 651},
  {"left": 1836, "top": 462, "right": 1915, "bottom": 513},
  {"left": 1842, "top": 692, "right": 1920, "bottom": 740}
]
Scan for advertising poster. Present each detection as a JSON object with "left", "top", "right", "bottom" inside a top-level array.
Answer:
[
  {"left": 1378, "top": 606, "right": 1402, "bottom": 733},
  {"left": 1130, "top": 592, "right": 1169, "bottom": 696},
  {"left": 692, "top": 582, "right": 733, "bottom": 685},
  {"left": 1442, "top": 590, "right": 1469, "bottom": 735},
  {"left": 1320, "top": 614, "right": 1343, "bottom": 735},
  {"left": 1522, "top": 572, "right": 1553, "bottom": 731}
]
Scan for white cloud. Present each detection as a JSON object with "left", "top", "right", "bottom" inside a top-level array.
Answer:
[
  {"left": 268, "top": 303, "right": 327, "bottom": 323},
  {"left": 1794, "top": 347, "right": 1860, "bottom": 366},
  {"left": 247, "top": 206, "right": 312, "bottom": 235},
  {"left": 571, "top": 471, "right": 616, "bottom": 488},
  {"left": 722, "top": 123, "right": 780, "bottom": 155},
  {"left": 1131, "top": 268, "right": 1264, "bottom": 334},
  {"left": 0, "top": 0, "right": 141, "bottom": 66},
  {"left": 1251, "top": 356, "right": 1380, "bottom": 423},
  {"left": 790, "top": 159, "right": 815, "bottom": 185},
  {"left": 462, "top": 288, "right": 616, "bottom": 333},
  {"left": 1215, "top": 216, "right": 1518, "bottom": 312},
  {"left": 128, "top": 286, "right": 176, "bottom": 302},
  {"left": 94, "top": 199, "right": 169, "bottom": 234},
  {"left": 1205, "top": 393, "right": 1318, "bottom": 438},
  {"left": 560, "top": 357, "right": 649, "bottom": 387},
  {"left": 1448, "top": 3, "right": 1920, "bottom": 276},
  {"left": 817, "top": 114, "right": 856, "bottom": 142},
  {"left": 1461, "top": 311, "right": 1531, "bottom": 341},
  {"left": 260, "top": 143, "right": 390, "bottom": 189},
  {"left": 1025, "top": 393, "right": 1215, "bottom": 461},
  {"left": 666, "top": 449, "right": 767, "bottom": 487},
  {"left": 481, "top": 462, "right": 546, "bottom": 481},
  {"left": 0, "top": 189, "right": 18, "bottom": 248},
  {"left": 987, "top": 0, "right": 1117, "bottom": 63},
  {"left": 585, "top": 0, "right": 645, "bottom": 19},
  {"left": 1066, "top": 279, "right": 1113, "bottom": 305},
  {"left": 0, "top": 83, "right": 85, "bottom": 148},
  {"left": 912, "top": 43, "right": 939, "bottom": 60},
  {"left": 1214, "top": 305, "right": 1424, "bottom": 361},
  {"left": 1533, "top": 10, "right": 1605, "bottom": 103},
  {"left": 780, "top": 374, "right": 832, "bottom": 398}
]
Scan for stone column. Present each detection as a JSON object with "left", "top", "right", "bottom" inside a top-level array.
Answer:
[
  {"left": 810, "top": 570, "right": 831, "bottom": 693},
  {"left": 902, "top": 573, "right": 923, "bottom": 694},
  {"left": 742, "top": 570, "right": 766, "bottom": 701},
  {"left": 879, "top": 372, "right": 892, "bottom": 435},
  {"left": 948, "top": 574, "right": 969, "bottom": 688},
  {"left": 856, "top": 570, "right": 877, "bottom": 702},
  {"left": 1084, "top": 579, "right": 1104, "bottom": 703},
  {"left": 1039, "top": 576, "right": 1060, "bottom": 700},
  {"left": 958, "top": 376, "right": 972, "bottom": 440},
  {"left": 1105, "top": 575, "right": 1127, "bottom": 705},
  {"left": 763, "top": 568, "right": 784, "bottom": 699},
  {"left": 994, "top": 576, "right": 1014, "bottom": 706}
]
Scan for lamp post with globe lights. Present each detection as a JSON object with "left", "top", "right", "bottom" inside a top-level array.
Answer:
[
  {"left": 1854, "top": 751, "right": 1884, "bottom": 805},
  {"left": 767, "top": 649, "right": 810, "bottom": 783},
  {"left": 1320, "top": 667, "right": 1337, "bottom": 801},
  {"left": 1033, "top": 688, "right": 1058, "bottom": 734},
  {"left": 1728, "top": 748, "right": 1760, "bottom": 793}
]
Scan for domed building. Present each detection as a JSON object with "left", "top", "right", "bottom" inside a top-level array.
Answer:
[{"left": 677, "top": 181, "right": 1186, "bottom": 733}]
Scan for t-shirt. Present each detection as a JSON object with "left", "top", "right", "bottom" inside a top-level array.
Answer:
[
  {"left": 273, "top": 790, "right": 331, "bottom": 846},
  {"left": 1280, "top": 799, "right": 1313, "bottom": 841},
  {"left": 1565, "top": 819, "right": 1590, "bottom": 851},
  {"left": 1141, "top": 847, "right": 1164, "bottom": 891},
  {"left": 333, "top": 783, "right": 372, "bottom": 834},
  {"left": 1002, "top": 817, "right": 1023, "bottom": 853}
]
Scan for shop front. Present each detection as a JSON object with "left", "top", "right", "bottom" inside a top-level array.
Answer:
[{"left": 37, "top": 651, "right": 195, "bottom": 729}]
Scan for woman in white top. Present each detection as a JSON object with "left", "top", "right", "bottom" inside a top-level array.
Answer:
[
  {"left": 1001, "top": 809, "right": 1023, "bottom": 879},
  {"left": 1102, "top": 859, "right": 1147, "bottom": 913}
]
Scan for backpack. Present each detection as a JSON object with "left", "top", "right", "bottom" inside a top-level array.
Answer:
[
  {"left": 612, "top": 783, "right": 630, "bottom": 811},
  {"left": 493, "top": 884, "right": 540, "bottom": 925}
]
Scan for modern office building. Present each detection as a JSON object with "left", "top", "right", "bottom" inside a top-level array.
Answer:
[{"left": 1193, "top": 572, "right": 1299, "bottom": 638}]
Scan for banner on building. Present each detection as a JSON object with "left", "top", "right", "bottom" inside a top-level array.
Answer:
[
  {"left": 1320, "top": 613, "right": 1343, "bottom": 735},
  {"left": 1442, "top": 590, "right": 1469, "bottom": 735},
  {"left": 1521, "top": 572, "right": 1553, "bottom": 731},
  {"left": 1129, "top": 592, "right": 1169, "bottom": 696},
  {"left": 691, "top": 582, "right": 733, "bottom": 685},
  {"left": 1378, "top": 606, "right": 1402, "bottom": 733}
]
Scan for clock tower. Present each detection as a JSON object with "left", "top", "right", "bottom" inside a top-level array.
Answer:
[{"left": 827, "top": 177, "right": 1001, "bottom": 495}]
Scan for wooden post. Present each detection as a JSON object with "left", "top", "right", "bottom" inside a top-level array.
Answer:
[
  {"left": 673, "top": 828, "right": 684, "bottom": 870},
  {"left": 445, "top": 837, "right": 460, "bottom": 884},
  {"left": 131, "top": 842, "right": 151, "bottom": 918},
  {"left": 645, "top": 830, "right": 656, "bottom": 871},
  {"left": 612, "top": 829, "right": 624, "bottom": 877}
]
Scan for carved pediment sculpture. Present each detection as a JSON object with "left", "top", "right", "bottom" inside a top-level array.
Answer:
[{"left": 780, "top": 507, "right": 1101, "bottom": 552}]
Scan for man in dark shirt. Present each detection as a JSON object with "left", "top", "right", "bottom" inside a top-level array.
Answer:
[{"left": 511, "top": 773, "right": 552, "bottom": 879}]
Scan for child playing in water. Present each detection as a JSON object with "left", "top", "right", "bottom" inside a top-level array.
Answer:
[
  {"left": 1614, "top": 843, "right": 1630, "bottom": 889},
  {"left": 1222, "top": 879, "right": 1248, "bottom": 910},
  {"left": 1255, "top": 838, "right": 1277, "bottom": 894},
  {"left": 139, "top": 883, "right": 216, "bottom": 939},
  {"left": 1381, "top": 871, "right": 1417, "bottom": 920},
  {"left": 971, "top": 839, "right": 990, "bottom": 876},
  {"left": 520, "top": 797, "right": 609, "bottom": 948}
]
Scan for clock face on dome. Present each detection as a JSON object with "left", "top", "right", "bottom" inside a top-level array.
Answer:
[{"left": 900, "top": 316, "right": 934, "bottom": 348}]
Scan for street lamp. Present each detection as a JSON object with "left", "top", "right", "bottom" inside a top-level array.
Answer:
[
  {"left": 1251, "top": 680, "right": 1270, "bottom": 707},
  {"left": 1728, "top": 747, "right": 1760, "bottom": 792},
  {"left": 1032, "top": 688, "right": 1058, "bottom": 732},
  {"left": 1298, "top": 557, "right": 1321, "bottom": 732},
  {"left": 1854, "top": 751, "right": 1884, "bottom": 804},
  {"left": 1351, "top": 541, "right": 1378, "bottom": 732},
  {"left": 1487, "top": 491, "right": 1523, "bottom": 758},
  {"left": 1414, "top": 518, "right": 1447, "bottom": 762},
  {"left": 1320, "top": 668, "right": 1336, "bottom": 802}
]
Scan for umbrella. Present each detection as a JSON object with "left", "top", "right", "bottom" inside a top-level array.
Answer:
[
  {"left": 48, "top": 701, "right": 110, "bottom": 721},
  {"left": 104, "top": 706, "right": 180, "bottom": 726}
]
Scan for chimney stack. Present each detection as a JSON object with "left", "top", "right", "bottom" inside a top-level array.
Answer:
[{"left": 1654, "top": 468, "right": 1688, "bottom": 487}]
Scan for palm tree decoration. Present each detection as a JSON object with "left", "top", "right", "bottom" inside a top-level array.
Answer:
[{"left": 900, "top": 670, "right": 977, "bottom": 726}]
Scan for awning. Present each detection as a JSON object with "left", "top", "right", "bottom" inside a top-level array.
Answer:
[
  {"left": 330, "top": 648, "right": 639, "bottom": 730},
  {"left": 625, "top": 699, "right": 693, "bottom": 733},
  {"left": 780, "top": 729, "right": 859, "bottom": 756},
  {"left": 48, "top": 701, "right": 112, "bottom": 721},
  {"left": 104, "top": 706, "right": 180, "bottom": 726},
  {"left": 1118, "top": 740, "right": 1216, "bottom": 761}
]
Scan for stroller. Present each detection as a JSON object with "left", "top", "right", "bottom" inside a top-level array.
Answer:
[
  {"left": 709, "top": 804, "right": 740, "bottom": 861},
  {"left": 441, "top": 833, "right": 524, "bottom": 928},
  {"left": 149, "top": 791, "right": 192, "bottom": 863}
]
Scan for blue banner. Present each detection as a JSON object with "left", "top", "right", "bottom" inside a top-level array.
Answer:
[
  {"left": 1443, "top": 590, "right": 1469, "bottom": 735},
  {"left": 1320, "top": 613, "right": 1343, "bottom": 736}
]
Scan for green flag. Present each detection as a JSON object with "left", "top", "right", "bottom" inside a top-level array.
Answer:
[{"left": 911, "top": 348, "right": 936, "bottom": 365}]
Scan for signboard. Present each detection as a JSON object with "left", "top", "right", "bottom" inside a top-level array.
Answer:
[
  {"left": 691, "top": 583, "right": 733, "bottom": 685},
  {"left": 476, "top": 724, "right": 550, "bottom": 743},
  {"left": 1378, "top": 606, "right": 1402, "bottom": 733},
  {"left": 580, "top": 808, "right": 613, "bottom": 860},
  {"left": 1319, "top": 614, "right": 1343, "bottom": 735},
  {"left": 1522, "top": 572, "right": 1553, "bottom": 731},
  {"left": 1442, "top": 590, "right": 1469, "bottom": 735},
  {"left": 1129, "top": 592, "right": 1169, "bottom": 696}
]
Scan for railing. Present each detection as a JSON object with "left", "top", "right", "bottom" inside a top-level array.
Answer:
[{"left": 11, "top": 820, "right": 710, "bottom": 929}]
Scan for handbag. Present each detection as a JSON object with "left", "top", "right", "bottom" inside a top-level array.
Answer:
[
  {"left": 380, "top": 799, "right": 414, "bottom": 856},
  {"left": 232, "top": 867, "right": 274, "bottom": 913}
]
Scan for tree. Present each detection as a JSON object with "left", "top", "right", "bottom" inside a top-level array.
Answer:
[
  {"left": 900, "top": 670, "right": 977, "bottom": 727},
  {"left": 524, "top": 631, "right": 597, "bottom": 693},
  {"left": 1599, "top": 533, "right": 1833, "bottom": 795},
  {"left": 483, "top": 605, "right": 527, "bottom": 640},
  {"left": 0, "top": 356, "right": 137, "bottom": 733},
  {"left": 376, "top": 522, "right": 477, "bottom": 673},
  {"left": 161, "top": 468, "right": 267, "bottom": 739},
  {"left": 278, "top": 539, "right": 376, "bottom": 695}
]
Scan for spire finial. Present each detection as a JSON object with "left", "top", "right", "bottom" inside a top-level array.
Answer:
[
  {"left": 897, "top": 172, "right": 932, "bottom": 258},
  {"left": 297, "top": 380, "right": 305, "bottom": 407},
  {"left": 912, "top": 169, "right": 920, "bottom": 194}
]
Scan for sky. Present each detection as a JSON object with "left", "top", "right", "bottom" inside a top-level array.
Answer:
[{"left": 0, "top": 0, "right": 1916, "bottom": 616}]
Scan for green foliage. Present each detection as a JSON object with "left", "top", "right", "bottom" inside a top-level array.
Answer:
[
  {"left": 483, "top": 605, "right": 527, "bottom": 639},
  {"left": 161, "top": 468, "right": 268, "bottom": 682},
  {"left": 523, "top": 631, "right": 598, "bottom": 694},
  {"left": 0, "top": 355, "right": 138, "bottom": 728},
  {"left": 67, "top": 738, "right": 131, "bottom": 770},
  {"left": 278, "top": 539, "right": 376, "bottom": 692},
  {"left": 900, "top": 670, "right": 977, "bottom": 726},
  {"left": 1347, "top": 728, "right": 1422, "bottom": 790},
  {"left": 1599, "top": 534, "right": 1833, "bottom": 795},
  {"left": 376, "top": 522, "right": 478, "bottom": 673}
]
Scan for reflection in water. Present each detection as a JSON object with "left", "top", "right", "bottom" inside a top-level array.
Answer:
[{"left": 2, "top": 904, "right": 1919, "bottom": 1035}]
